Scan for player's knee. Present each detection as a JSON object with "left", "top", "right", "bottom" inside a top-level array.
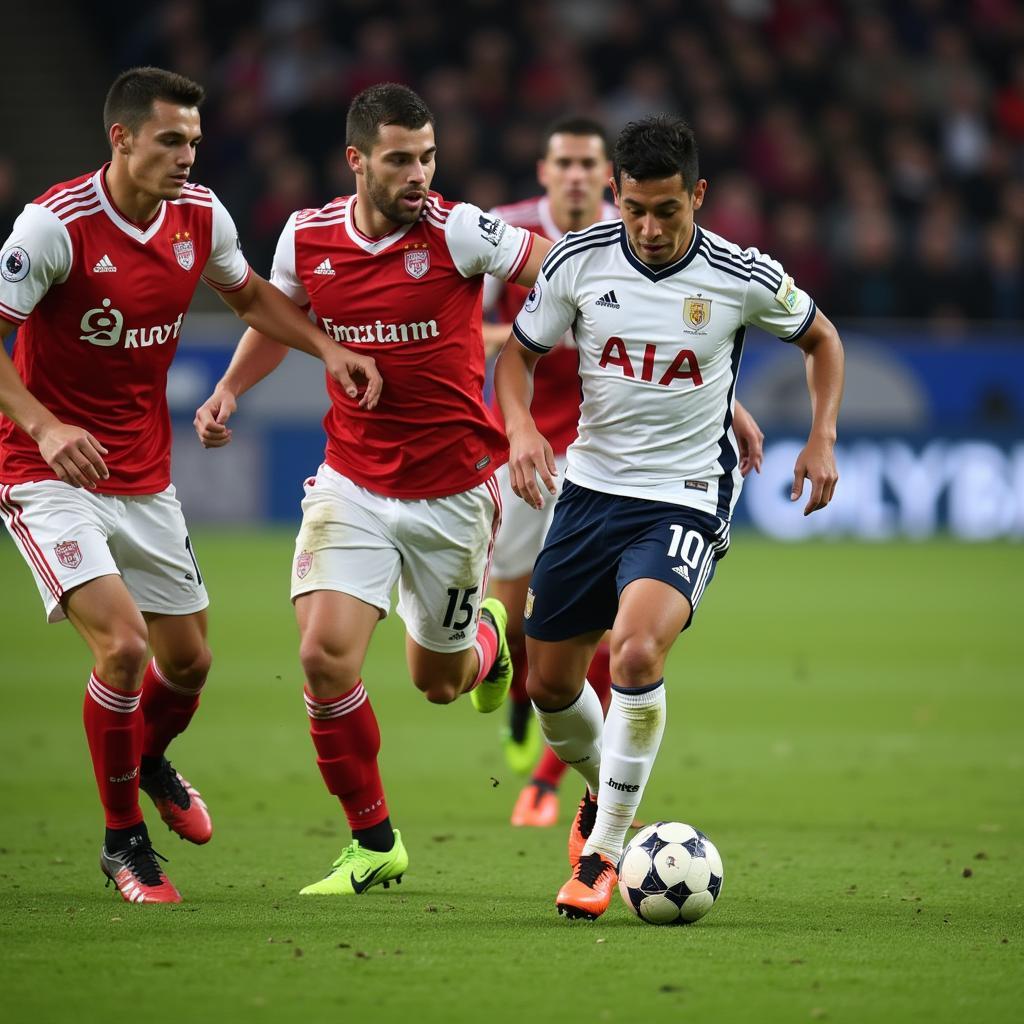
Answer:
[
  {"left": 611, "top": 635, "right": 665, "bottom": 685},
  {"left": 421, "top": 682, "right": 460, "bottom": 705},
  {"left": 525, "top": 669, "right": 572, "bottom": 709},
  {"left": 299, "top": 639, "right": 360, "bottom": 697},
  {"left": 407, "top": 663, "right": 460, "bottom": 704},
  {"left": 99, "top": 630, "right": 149, "bottom": 690},
  {"left": 160, "top": 644, "right": 212, "bottom": 688}
]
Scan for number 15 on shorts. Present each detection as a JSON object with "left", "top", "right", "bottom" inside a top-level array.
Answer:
[{"left": 442, "top": 585, "right": 479, "bottom": 632}]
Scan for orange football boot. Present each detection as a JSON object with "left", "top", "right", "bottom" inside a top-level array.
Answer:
[
  {"left": 555, "top": 852, "right": 617, "bottom": 920},
  {"left": 567, "top": 789, "right": 598, "bottom": 866},
  {"left": 511, "top": 781, "right": 559, "bottom": 827}
]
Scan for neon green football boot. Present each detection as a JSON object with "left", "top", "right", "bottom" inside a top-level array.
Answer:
[
  {"left": 502, "top": 706, "right": 542, "bottom": 774},
  {"left": 299, "top": 830, "right": 408, "bottom": 896},
  {"left": 472, "top": 598, "right": 513, "bottom": 714}
]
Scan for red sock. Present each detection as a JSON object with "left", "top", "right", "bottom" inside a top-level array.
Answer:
[
  {"left": 83, "top": 671, "right": 144, "bottom": 829},
  {"left": 469, "top": 615, "right": 499, "bottom": 690},
  {"left": 509, "top": 640, "right": 529, "bottom": 705},
  {"left": 140, "top": 659, "right": 202, "bottom": 760},
  {"left": 533, "top": 744, "right": 568, "bottom": 787},
  {"left": 587, "top": 643, "right": 613, "bottom": 713},
  {"left": 305, "top": 682, "right": 389, "bottom": 829}
]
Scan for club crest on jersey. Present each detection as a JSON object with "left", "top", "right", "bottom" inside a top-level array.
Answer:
[
  {"left": 54, "top": 540, "right": 82, "bottom": 569},
  {"left": 296, "top": 550, "right": 313, "bottom": 579},
  {"left": 171, "top": 231, "right": 195, "bottom": 271},
  {"left": 684, "top": 297, "right": 711, "bottom": 331},
  {"left": 404, "top": 247, "right": 430, "bottom": 279}
]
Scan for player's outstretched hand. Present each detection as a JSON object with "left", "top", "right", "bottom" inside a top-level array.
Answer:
[
  {"left": 38, "top": 423, "right": 109, "bottom": 489},
  {"left": 791, "top": 435, "right": 838, "bottom": 516},
  {"left": 325, "top": 348, "right": 382, "bottom": 410},
  {"left": 733, "top": 403, "right": 764, "bottom": 477},
  {"left": 194, "top": 387, "right": 237, "bottom": 449},
  {"left": 507, "top": 424, "right": 557, "bottom": 510}
]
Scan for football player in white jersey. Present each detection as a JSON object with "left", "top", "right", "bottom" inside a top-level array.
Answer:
[
  {"left": 494, "top": 114, "right": 844, "bottom": 920},
  {"left": 481, "top": 117, "right": 765, "bottom": 832}
]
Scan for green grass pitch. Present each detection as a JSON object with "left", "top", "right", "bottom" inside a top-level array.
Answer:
[{"left": 1, "top": 531, "right": 1021, "bottom": 1023}]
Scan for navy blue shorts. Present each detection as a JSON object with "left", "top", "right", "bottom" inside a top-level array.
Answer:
[{"left": 523, "top": 480, "right": 730, "bottom": 642}]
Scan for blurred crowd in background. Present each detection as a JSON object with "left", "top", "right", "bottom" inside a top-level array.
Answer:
[{"left": 64, "top": 0, "right": 1024, "bottom": 325}]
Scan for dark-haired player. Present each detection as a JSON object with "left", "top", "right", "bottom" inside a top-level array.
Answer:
[
  {"left": 496, "top": 114, "right": 844, "bottom": 920},
  {"left": 483, "top": 117, "right": 765, "bottom": 831},
  {"left": 195, "top": 83, "right": 550, "bottom": 896},
  {"left": 0, "top": 67, "right": 381, "bottom": 903}
]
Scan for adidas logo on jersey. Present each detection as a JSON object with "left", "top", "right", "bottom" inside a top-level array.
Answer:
[
  {"left": 92, "top": 254, "right": 117, "bottom": 273},
  {"left": 596, "top": 290, "right": 619, "bottom": 308},
  {"left": 313, "top": 258, "right": 335, "bottom": 276},
  {"left": 672, "top": 564, "right": 691, "bottom": 582}
]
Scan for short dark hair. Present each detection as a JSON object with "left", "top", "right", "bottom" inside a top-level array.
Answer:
[
  {"left": 346, "top": 83, "right": 434, "bottom": 154},
  {"left": 103, "top": 67, "right": 205, "bottom": 136},
  {"left": 613, "top": 115, "right": 699, "bottom": 192},
  {"left": 543, "top": 116, "right": 609, "bottom": 156}
]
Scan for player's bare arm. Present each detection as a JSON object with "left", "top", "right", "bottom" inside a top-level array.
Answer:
[
  {"left": 733, "top": 400, "right": 765, "bottom": 477},
  {"left": 482, "top": 321, "right": 513, "bottom": 358},
  {"left": 0, "top": 317, "right": 109, "bottom": 487},
  {"left": 193, "top": 325, "right": 287, "bottom": 448},
  {"left": 791, "top": 309, "right": 844, "bottom": 515},
  {"left": 494, "top": 337, "right": 556, "bottom": 510},
  {"left": 197, "top": 279, "right": 385, "bottom": 449},
  {"left": 218, "top": 274, "right": 382, "bottom": 409}
]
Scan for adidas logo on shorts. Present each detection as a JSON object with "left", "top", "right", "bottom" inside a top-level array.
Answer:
[
  {"left": 314, "top": 258, "right": 335, "bottom": 276},
  {"left": 672, "top": 564, "right": 691, "bottom": 582}
]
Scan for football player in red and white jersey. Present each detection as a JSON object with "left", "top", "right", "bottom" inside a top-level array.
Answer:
[
  {"left": 0, "top": 68, "right": 381, "bottom": 904},
  {"left": 194, "top": 83, "right": 551, "bottom": 896},
  {"left": 482, "top": 118, "right": 766, "bottom": 832}
]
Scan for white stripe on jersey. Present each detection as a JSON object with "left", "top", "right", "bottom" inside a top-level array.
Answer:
[{"left": 513, "top": 222, "right": 816, "bottom": 519}]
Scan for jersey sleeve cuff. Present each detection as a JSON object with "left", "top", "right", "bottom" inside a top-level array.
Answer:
[
  {"left": 202, "top": 264, "right": 253, "bottom": 294},
  {"left": 0, "top": 299, "right": 30, "bottom": 325},
  {"left": 782, "top": 299, "right": 817, "bottom": 343},
  {"left": 505, "top": 231, "right": 534, "bottom": 283},
  {"left": 512, "top": 319, "right": 551, "bottom": 353}
]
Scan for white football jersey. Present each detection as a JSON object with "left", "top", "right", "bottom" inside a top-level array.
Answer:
[{"left": 512, "top": 221, "right": 816, "bottom": 518}]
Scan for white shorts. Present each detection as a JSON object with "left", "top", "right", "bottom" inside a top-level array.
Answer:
[
  {"left": 290, "top": 464, "right": 502, "bottom": 653},
  {"left": 0, "top": 480, "right": 209, "bottom": 624},
  {"left": 490, "top": 455, "right": 567, "bottom": 580}
]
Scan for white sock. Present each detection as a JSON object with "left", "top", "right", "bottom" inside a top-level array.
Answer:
[
  {"left": 532, "top": 681, "right": 604, "bottom": 795},
  {"left": 585, "top": 681, "right": 666, "bottom": 861}
]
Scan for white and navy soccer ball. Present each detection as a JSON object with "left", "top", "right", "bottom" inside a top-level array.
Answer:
[{"left": 617, "top": 821, "right": 724, "bottom": 925}]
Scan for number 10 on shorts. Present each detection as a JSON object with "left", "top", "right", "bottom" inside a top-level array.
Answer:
[
  {"left": 443, "top": 585, "right": 479, "bottom": 630},
  {"left": 667, "top": 525, "right": 705, "bottom": 567}
]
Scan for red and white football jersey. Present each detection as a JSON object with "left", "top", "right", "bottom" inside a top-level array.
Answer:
[
  {"left": 0, "top": 166, "right": 251, "bottom": 493},
  {"left": 483, "top": 196, "right": 618, "bottom": 455},
  {"left": 271, "top": 192, "right": 534, "bottom": 499}
]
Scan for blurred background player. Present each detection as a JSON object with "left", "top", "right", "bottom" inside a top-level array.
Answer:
[
  {"left": 0, "top": 68, "right": 381, "bottom": 904},
  {"left": 496, "top": 114, "right": 843, "bottom": 920},
  {"left": 194, "top": 83, "right": 552, "bottom": 897},
  {"left": 482, "top": 117, "right": 765, "bottom": 829}
]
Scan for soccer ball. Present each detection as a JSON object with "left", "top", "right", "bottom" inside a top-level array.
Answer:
[{"left": 617, "top": 821, "right": 724, "bottom": 925}]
